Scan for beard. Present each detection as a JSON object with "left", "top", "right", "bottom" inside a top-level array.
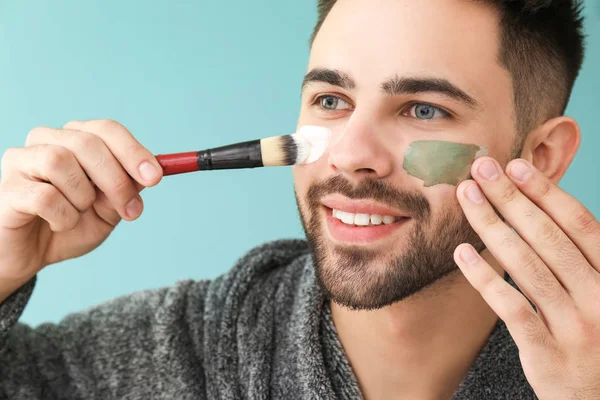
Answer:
[{"left": 297, "top": 175, "right": 486, "bottom": 311}]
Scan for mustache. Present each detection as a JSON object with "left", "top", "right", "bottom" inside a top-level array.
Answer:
[{"left": 306, "top": 175, "right": 431, "bottom": 220}]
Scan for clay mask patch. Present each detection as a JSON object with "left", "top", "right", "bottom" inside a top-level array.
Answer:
[{"left": 403, "top": 141, "right": 488, "bottom": 187}]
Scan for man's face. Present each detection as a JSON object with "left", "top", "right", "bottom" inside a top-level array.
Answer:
[{"left": 293, "top": 0, "right": 518, "bottom": 310}]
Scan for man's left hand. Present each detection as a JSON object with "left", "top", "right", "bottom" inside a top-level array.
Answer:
[{"left": 453, "top": 156, "right": 600, "bottom": 400}]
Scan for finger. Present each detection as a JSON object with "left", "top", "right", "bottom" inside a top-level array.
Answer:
[
  {"left": 91, "top": 186, "right": 143, "bottom": 228},
  {"left": 506, "top": 158, "right": 600, "bottom": 269},
  {"left": 457, "top": 179, "right": 574, "bottom": 326},
  {"left": 454, "top": 243, "right": 553, "bottom": 351},
  {"left": 1, "top": 180, "right": 80, "bottom": 232},
  {"left": 470, "top": 157, "right": 596, "bottom": 297},
  {"left": 25, "top": 126, "right": 142, "bottom": 221},
  {"left": 63, "top": 119, "right": 163, "bottom": 188},
  {"left": 1, "top": 145, "right": 96, "bottom": 212},
  {"left": 0, "top": 148, "right": 22, "bottom": 183}
]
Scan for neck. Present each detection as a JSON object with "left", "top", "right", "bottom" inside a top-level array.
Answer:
[{"left": 331, "top": 250, "right": 501, "bottom": 400}]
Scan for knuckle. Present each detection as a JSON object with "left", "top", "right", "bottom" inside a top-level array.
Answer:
[
  {"left": 94, "top": 154, "right": 107, "bottom": 170},
  {"left": 570, "top": 316, "right": 599, "bottom": 349},
  {"left": 34, "top": 185, "right": 60, "bottom": 210},
  {"left": 65, "top": 171, "right": 82, "bottom": 192},
  {"left": 499, "top": 232, "right": 518, "bottom": 249},
  {"left": 51, "top": 206, "right": 79, "bottom": 231},
  {"left": 499, "top": 183, "right": 520, "bottom": 204},
  {"left": 536, "top": 221, "right": 565, "bottom": 248},
  {"left": 54, "top": 201, "right": 68, "bottom": 221},
  {"left": 62, "top": 120, "right": 83, "bottom": 129},
  {"left": 520, "top": 251, "right": 562, "bottom": 301},
  {"left": 31, "top": 185, "right": 78, "bottom": 230},
  {"left": 573, "top": 207, "right": 599, "bottom": 236},
  {"left": 59, "top": 207, "right": 79, "bottom": 231},
  {"left": 488, "top": 279, "right": 511, "bottom": 299},
  {"left": 533, "top": 220, "right": 587, "bottom": 280},
  {"left": 127, "top": 141, "right": 149, "bottom": 160},
  {"left": 25, "top": 126, "right": 49, "bottom": 146},
  {"left": 76, "top": 131, "right": 103, "bottom": 153},
  {"left": 515, "top": 305, "right": 537, "bottom": 329},
  {"left": 520, "top": 250, "right": 542, "bottom": 274},
  {"left": 110, "top": 174, "right": 135, "bottom": 200},
  {"left": 478, "top": 274, "right": 504, "bottom": 298},
  {"left": 530, "top": 276, "right": 562, "bottom": 305},
  {"left": 1, "top": 147, "right": 18, "bottom": 170},
  {"left": 481, "top": 209, "right": 500, "bottom": 227},
  {"left": 530, "top": 276, "right": 559, "bottom": 302},
  {"left": 514, "top": 307, "right": 548, "bottom": 346},
  {"left": 556, "top": 244, "right": 587, "bottom": 280},
  {"left": 96, "top": 119, "right": 125, "bottom": 133},
  {"left": 42, "top": 146, "right": 71, "bottom": 173},
  {"left": 82, "top": 189, "right": 97, "bottom": 210}
]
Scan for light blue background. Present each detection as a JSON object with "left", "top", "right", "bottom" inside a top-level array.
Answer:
[{"left": 0, "top": 1, "right": 598, "bottom": 325}]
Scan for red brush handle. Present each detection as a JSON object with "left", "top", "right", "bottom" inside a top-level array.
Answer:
[{"left": 155, "top": 152, "right": 199, "bottom": 176}]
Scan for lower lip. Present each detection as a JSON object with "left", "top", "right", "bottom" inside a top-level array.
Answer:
[{"left": 324, "top": 208, "right": 409, "bottom": 244}]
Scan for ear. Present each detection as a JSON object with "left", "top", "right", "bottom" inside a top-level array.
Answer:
[{"left": 520, "top": 116, "right": 581, "bottom": 184}]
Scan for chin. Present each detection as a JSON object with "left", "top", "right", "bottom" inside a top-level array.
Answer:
[{"left": 308, "top": 236, "right": 458, "bottom": 311}]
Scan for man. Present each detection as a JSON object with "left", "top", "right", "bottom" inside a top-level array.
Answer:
[{"left": 0, "top": 0, "right": 598, "bottom": 398}]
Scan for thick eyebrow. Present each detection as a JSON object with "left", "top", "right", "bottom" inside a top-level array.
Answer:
[
  {"left": 301, "top": 68, "right": 356, "bottom": 91},
  {"left": 381, "top": 76, "right": 481, "bottom": 110}
]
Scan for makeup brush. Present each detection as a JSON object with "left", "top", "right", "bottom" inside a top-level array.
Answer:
[{"left": 155, "top": 125, "right": 331, "bottom": 176}]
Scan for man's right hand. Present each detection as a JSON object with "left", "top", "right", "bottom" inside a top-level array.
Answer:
[{"left": 0, "top": 120, "right": 163, "bottom": 302}]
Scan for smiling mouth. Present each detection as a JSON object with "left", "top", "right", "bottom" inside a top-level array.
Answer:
[
  {"left": 330, "top": 208, "right": 406, "bottom": 226},
  {"left": 323, "top": 206, "right": 411, "bottom": 244}
]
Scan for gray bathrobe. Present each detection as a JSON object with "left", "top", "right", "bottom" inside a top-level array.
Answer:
[{"left": 0, "top": 239, "right": 536, "bottom": 399}]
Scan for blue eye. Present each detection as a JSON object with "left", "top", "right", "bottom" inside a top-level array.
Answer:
[
  {"left": 408, "top": 103, "right": 449, "bottom": 120},
  {"left": 317, "top": 95, "right": 351, "bottom": 111}
]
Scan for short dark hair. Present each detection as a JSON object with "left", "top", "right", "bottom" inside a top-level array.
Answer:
[{"left": 310, "top": 0, "right": 586, "bottom": 138}]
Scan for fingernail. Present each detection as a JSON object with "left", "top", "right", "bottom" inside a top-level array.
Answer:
[
  {"left": 460, "top": 245, "right": 479, "bottom": 265},
  {"left": 125, "top": 196, "right": 142, "bottom": 219},
  {"left": 509, "top": 161, "right": 532, "bottom": 183},
  {"left": 465, "top": 184, "right": 484, "bottom": 204},
  {"left": 478, "top": 160, "right": 499, "bottom": 181},
  {"left": 139, "top": 161, "right": 157, "bottom": 181}
]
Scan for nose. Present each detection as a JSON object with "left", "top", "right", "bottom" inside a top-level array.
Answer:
[{"left": 327, "top": 118, "right": 394, "bottom": 181}]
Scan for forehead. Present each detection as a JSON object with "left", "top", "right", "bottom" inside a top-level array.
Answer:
[{"left": 309, "top": 0, "right": 511, "bottom": 101}]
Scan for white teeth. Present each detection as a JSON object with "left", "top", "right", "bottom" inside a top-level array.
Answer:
[
  {"left": 383, "top": 215, "right": 395, "bottom": 225},
  {"left": 354, "top": 213, "right": 370, "bottom": 226},
  {"left": 370, "top": 215, "right": 383, "bottom": 225},
  {"left": 332, "top": 209, "right": 399, "bottom": 226},
  {"left": 340, "top": 211, "right": 355, "bottom": 225}
]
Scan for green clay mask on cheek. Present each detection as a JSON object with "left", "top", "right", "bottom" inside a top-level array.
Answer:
[{"left": 402, "top": 140, "right": 488, "bottom": 187}]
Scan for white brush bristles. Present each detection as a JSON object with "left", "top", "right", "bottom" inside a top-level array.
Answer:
[
  {"left": 260, "top": 125, "right": 331, "bottom": 166},
  {"left": 291, "top": 125, "right": 331, "bottom": 164}
]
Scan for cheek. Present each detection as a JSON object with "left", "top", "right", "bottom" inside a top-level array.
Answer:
[
  {"left": 421, "top": 184, "right": 462, "bottom": 216},
  {"left": 292, "top": 163, "right": 319, "bottom": 198},
  {"left": 433, "top": 185, "right": 459, "bottom": 204}
]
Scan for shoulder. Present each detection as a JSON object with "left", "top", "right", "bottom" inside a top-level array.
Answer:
[
  {"left": 205, "top": 238, "right": 312, "bottom": 305},
  {"left": 201, "top": 238, "right": 314, "bottom": 327},
  {"left": 82, "top": 239, "right": 311, "bottom": 321}
]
